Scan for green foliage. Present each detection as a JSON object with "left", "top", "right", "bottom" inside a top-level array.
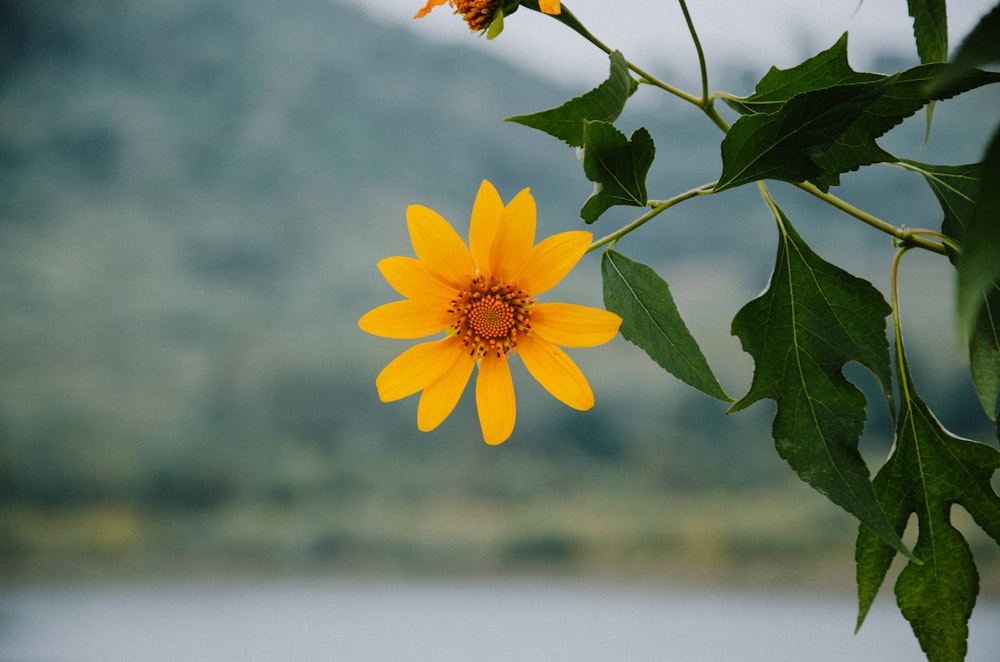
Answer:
[
  {"left": 727, "top": 207, "right": 912, "bottom": 559},
  {"left": 907, "top": 0, "right": 949, "bottom": 64},
  {"left": 506, "top": 51, "right": 652, "bottom": 222},
  {"left": 579, "top": 124, "right": 654, "bottom": 222},
  {"left": 968, "top": 286, "right": 1000, "bottom": 426},
  {"left": 501, "top": 2, "right": 1000, "bottom": 659},
  {"left": 856, "top": 331, "right": 1000, "bottom": 661},
  {"left": 956, "top": 130, "right": 1000, "bottom": 341},
  {"left": 929, "top": 4, "right": 1000, "bottom": 343},
  {"left": 601, "top": 250, "right": 729, "bottom": 401},
  {"left": 717, "top": 76, "right": 894, "bottom": 191},
  {"left": 913, "top": 154, "right": 1000, "bottom": 422},
  {"left": 506, "top": 51, "right": 635, "bottom": 148},
  {"left": 718, "top": 35, "right": 1000, "bottom": 191},
  {"left": 931, "top": 3, "right": 1000, "bottom": 86},
  {"left": 905, "top": 159, "right": 980, "bottom": 256}
]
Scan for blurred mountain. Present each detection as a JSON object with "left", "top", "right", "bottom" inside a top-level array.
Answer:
[{"left": 0, "top": 0, "right": 996, "bottom": 574}]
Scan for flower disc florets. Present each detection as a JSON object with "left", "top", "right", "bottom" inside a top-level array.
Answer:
[
  {"left": 451, "top": 277, "right": 535, "bottom": 358},
  {"left": 451, "top": 0, "right": 500, "bottom": 32},
  {"left": 415, "top": 0, "right": 501, "bottom": 32},
  {"left": 415, "top": 1, "right": 560, "bottom": 35}
]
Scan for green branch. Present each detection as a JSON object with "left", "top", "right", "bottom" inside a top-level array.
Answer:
[
  {"left": 586, "top": 182, "right": 715, "bottom": 253},
  {"left": 795, "top": 182, "right": 949, "bottom": 256}
]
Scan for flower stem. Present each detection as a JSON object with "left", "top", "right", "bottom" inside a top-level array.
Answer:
[{"left": 586, "top": 182, "right": 715, "bottom": 253}]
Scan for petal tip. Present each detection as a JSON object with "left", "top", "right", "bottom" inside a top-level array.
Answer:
[{"left": 483, "top": 434, "right": 509, "bottom": 446}]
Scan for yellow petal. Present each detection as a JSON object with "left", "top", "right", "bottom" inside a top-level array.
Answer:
[
  {"left": 517, "top": 230, "right": 591, "bottom": 296},
  {"left": 530, "top": 302, "right": 622, "bottom": 347},
  {"left": 414, "top": 0, "right": 448, "bottom": 19},
  {"left": 489, "top": 188, "right": 536, "bottom": 281},
  {"left": 407, "top": 204, "right": 475, "bottom": 289},
  {"left": 378, "top": 256, "right": 455, "bottom": 304},
  {"left": 538, "top": 0, "right": 561, "bottom": 14},
  {"left": 358, "top": 300, "right": 451, "bottom": 339},
  {"left": 517, "top": 336, "right": 594, "bottom": 411},
  {"left": 476, "top": 356, "right": 516, "bottom": 445},
  {"left": 469, "top": 180, "right": 504, "bottom": 272},
  {"left": 418, "top": 351, "right": 476, "bottom": 431},
  {"left": 376, "top": 337, "right": 464, "bottom": 402}
]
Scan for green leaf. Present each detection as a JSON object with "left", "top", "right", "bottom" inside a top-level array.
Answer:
[
  {"left": 722, "top": 34, "right": 1000, "bottom": 190},
  {"left": 722, "top": 34, "right": 868, "bottom": 116},
  {"left": 906, "top": 0, "right": 948, "bottom": 139},
  {"left": 811, "top": 66, "right": 1000, "bottom": 190},
  {"left": 505, "top": 51, "right": 634, "bottom": 148},
  {"left": 601, "top": 250, "right": 731, "bottom": 402},
  {"left": 904, "top": 159, "right": 980, "bottom": 263},
  {"left": 579, "top": 123, "right": 654, "bottom": 223},
  {"left": 907, "top": 0, "right": 948, "bottom": 64},
  {"left": 969, "top": 285, "right": 1000, "bottom": 421},
  {"left": 715, "top": 77, "right": 894, "bottom": 192},
  {"left": 485, "top": 7, "right": 504, "bottom": 39},
  {"left": 855, "top": 334, "right": 1000, "bottom": 661},
  {"left": 929, "top": 3, "right": 1000, "bottom": 93},
  {"left": 910, "top": 158, "right": 1000, "bottom": 421},
  {"left": 729, "top": 207, "right": 913, "bottom": 558},
  {"left": 958, "top": 127, "right": 1000, "bottom": 338}
]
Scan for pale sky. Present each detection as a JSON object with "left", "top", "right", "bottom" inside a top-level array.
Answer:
[{"left": 338, "top": 0, "right": 997, "bottom": 88}]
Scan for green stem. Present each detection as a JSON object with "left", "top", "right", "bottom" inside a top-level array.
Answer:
[
  {"left": 702, "top": 102, "right": 731, "bottom": 133},
  {"left": 890, "top": 246, "right": 912, "bottom": 399},
  {"left": 630, "top": 62, "right": 702, "bottom": 106},
  {"left": 903, "top": 228, "right": 961, "bottom": 254},
  {"left": 542, "top": 3, "right": 944, "bottom": 259},
  {"left": 586, "top": 182, "right": 715, "bottom": 253},
  {"left": 795, "top": 181, "right": 949, "bottom": 256},
  {"left": 677, "top": 0, "right": 708, "bottom": 105},
  {"left": 543, "top": 4, "right": 701, "bottom": 105},
  {"left": 755, "top": 181, "right": 784, "bottom": 229}
]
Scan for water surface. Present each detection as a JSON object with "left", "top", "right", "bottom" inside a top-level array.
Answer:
[{"left": 1, "top": 578, "right": 998, "bottom": 661}]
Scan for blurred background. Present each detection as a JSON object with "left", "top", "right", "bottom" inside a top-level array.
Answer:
[{"left": 1, "top": 0, "right": 999, "bottom": 659}]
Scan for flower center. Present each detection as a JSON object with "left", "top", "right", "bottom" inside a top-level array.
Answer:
[
  {"left": 451, "top": 276, "right": 534, "bottom": 359},
  {"left": 448, "top": 0, "right": 500, "bottom": 32}
]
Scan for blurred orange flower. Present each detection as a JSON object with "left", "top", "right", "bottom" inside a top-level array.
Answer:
[
  {"left": 359, "top": 180, "right": 620, "bottom": 445},
  {"left": 415, "top": 1, "right": 561, "bottom": 33}
]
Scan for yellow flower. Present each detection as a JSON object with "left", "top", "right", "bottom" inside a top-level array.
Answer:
[
  {"left": 415, "top": 1, "right": 561, "bottom": 33},
  {"left": 359, "top": 180, "right": 621, "bottom": 445}
]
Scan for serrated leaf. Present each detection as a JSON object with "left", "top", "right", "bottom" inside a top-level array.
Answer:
[
  {"left": 811, "top": 66, "right": 1000, "bottom": 190},
  {"left": 722, "top": 34, "right": 870, "bottom": 116},
  {"left": 929, "top": 3, "right": 1000, "bottom": 93},
  {"left": 715, "top": 77, "right": 894, "bottom": 192},
  {"left": 579, "top": 123, "right": 654, "bottom": 223},
  {"left": 722, "top": 33, "right": 1000, "bottom": 190},
  {"left": 855, "top": 333, "right": 1000, "bottom": 661},
  {"left": 601, "top": 250, "right": 731, "bottom": 402},
  {"left": 908, "top": 0, "right": 948, "bottom": 64},
  {"left": 958, "top": 126, "right": 1000, "bottom": 338},
  {"left": 505, "top": 51, "right": 634, "bottom": 148},
  {"left": 729, "top": 207, "right": 911, "bottom": 557},
  {"left": 969, "top": 285, "right": 1000, "bottom": 420}
]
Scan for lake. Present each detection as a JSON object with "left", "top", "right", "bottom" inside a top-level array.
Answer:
[{"left": 1, "top": 577, "right": 998, "bottom": 661}]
